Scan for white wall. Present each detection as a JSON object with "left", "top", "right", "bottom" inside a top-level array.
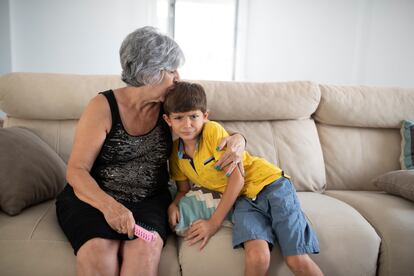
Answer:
[
  {"left": 243, "top": 0, "right": 414, "bottom": 87},
  {"left": 8, "top": 0, "right": 161, "bottom": 74},
  {"left": 1, "top": 0, "right": 413, "bottom": 87},
  {"left": 0, "top": 0, "right": 11, "bottom": 75}
]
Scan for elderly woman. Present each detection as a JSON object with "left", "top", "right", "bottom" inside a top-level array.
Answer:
[{"left": 56, "top": 26, "right": 245, "bottom": 276}]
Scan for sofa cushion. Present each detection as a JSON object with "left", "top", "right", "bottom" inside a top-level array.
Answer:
[
  {"left": 3, "top": 118, "right": 78, "bottom": 163},
  {"left": 400, "top": 120, "right": 414, "bottom": 169},
  {"left": 0, "top": 127, "right": 66, "bottom": 215},
  {"left": 317, "top": 124, "right": 401, "bottom": 190},
  {"left": 315, "top": 84, "right": 414, "bottom": 128},
  {"left": 221, "top": 120, "right": 326, "bottom": 192},
  {"left": 198, "top": 80, "right": 321, "bottom": 121},
  {"left": 0, "top": 72, "right": 125, "bottom": 120},
  {"left": 178, "top": 192, "right": 380, "bottom": 276},
  {"left": 372, "top": 170, "right": 414, "bottom": 202},
  {"left": 0, "top": 200, "right": 181, "bottom": 276},
  {"left": 325, "top": 190, "right": 414, "bottom": 276}
]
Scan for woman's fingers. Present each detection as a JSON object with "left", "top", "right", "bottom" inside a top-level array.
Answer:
[{"left": 126, "top": 214, "right": 135, "bottom": 238}]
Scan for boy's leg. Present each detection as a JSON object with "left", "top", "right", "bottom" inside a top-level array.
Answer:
[
  {"left": 266, "top": 177, "right": 322, "bottom": 275},
  {"left": 244, "top": 240, "right": 271, "bottom": 276},
  {"left": 284, "top": 255, "right": 323, "bottom": 276},
  {"left": 232, "top": 196, "right": 275, "bottom": 276}
]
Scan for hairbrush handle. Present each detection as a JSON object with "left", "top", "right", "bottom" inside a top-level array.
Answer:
[{"left": 134, "top": 224, "right": 156, "bottom": 242}]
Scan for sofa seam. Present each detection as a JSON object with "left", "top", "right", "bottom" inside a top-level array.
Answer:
[
  {"left": 0, "top": 239, "right": 69, "bottom": 243},
  {"left": 56, "top": 120, "right": 61, "bottom": 156},
  {"left": 269, "top": 121, "right": 280, "bottom": 167},
  {"left": 28, "top": 203, "right": 54, "bottom": 240}
]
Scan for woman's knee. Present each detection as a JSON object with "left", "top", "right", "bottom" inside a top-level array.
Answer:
[
  {"left": 77, "top": 238, "right": 120, "bottom": 266},
  {"left": 122, "top": 233, "right": 163, "bottom": 260}
]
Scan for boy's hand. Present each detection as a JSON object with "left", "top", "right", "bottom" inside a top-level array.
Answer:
[
  {"left": 168, "top": 203, "right": 180, "bottom": 228},
  {"left": 185, "top": 219, "right": 220, "bottom": 250}
]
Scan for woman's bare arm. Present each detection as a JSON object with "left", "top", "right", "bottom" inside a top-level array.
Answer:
[{"left": 66, "top": 95, "right": 135, "bottom": 238}]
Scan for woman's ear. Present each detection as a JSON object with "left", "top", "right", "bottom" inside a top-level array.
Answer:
[{"left": 163, "top": 114, "right": 172, "bottom": 126}]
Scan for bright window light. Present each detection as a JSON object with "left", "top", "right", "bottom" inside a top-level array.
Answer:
[{"left": 173, "top": 0, "right": 237, "bottom": 81}]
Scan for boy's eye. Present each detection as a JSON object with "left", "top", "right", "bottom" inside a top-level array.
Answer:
[{"left": 190, "top": 114, "right": 199, "bottom": 119}]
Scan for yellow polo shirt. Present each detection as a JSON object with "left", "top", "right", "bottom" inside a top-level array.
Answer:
[{"left": 169, "top": 121, "right": 283, "bottom": 199}]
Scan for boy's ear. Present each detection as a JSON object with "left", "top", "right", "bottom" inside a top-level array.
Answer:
[
  {"left": 163, "top": 114, "right": 172, "bottom": 126},
  {"left": 203, "top": 111, "right": 209, "bottom": 121}
]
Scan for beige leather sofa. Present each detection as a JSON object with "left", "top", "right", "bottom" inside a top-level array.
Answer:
[{"left": 1, "top": 72, "right": 413, "bottom": 276}]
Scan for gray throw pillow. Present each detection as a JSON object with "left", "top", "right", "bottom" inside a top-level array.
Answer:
[
  {"left": 372, "top": 170, "right": 414, "bottom": 202},
  {"left": 0, "top": 127, "right": 66, "bottom": 215}
]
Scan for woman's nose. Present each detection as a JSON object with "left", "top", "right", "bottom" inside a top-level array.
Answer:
[{"left": 173, "top": 71, "right": 180, "bottom": 83}]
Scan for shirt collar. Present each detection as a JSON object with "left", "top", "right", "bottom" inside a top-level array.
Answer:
[{"left": 177, "top": 136, "right": 201, "bottom": 159}]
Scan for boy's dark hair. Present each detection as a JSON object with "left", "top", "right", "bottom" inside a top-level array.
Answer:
[{"left": 163, "top": 81, "right": 207, "bottom": 115}]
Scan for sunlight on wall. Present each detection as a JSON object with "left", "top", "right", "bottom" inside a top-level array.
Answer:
[{"left": 174, "top": 0, "right": 236, "bottom": 81}]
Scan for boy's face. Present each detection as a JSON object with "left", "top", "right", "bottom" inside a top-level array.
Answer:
[{"left": 163, "top": 110, "right": 208, "bottom": 142}]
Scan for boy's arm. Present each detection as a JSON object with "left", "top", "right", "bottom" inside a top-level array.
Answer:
[
  {"left": 172, "top": 180, "right": 191, "bottom": 205},
  {"left": 186, "top": 167, "right": 244, "bottom": 250},
  {"left": 168, "top": 180, "right": 190, "bottom": 227}
]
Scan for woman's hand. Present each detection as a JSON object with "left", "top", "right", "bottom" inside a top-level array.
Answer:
[
  {"left": 215, "top": 134, "right": 246, "bottom": 176},
  {"left": 168, "top": 203, "right": 180, "bottom": 228},
  {"left": 185, "top": 219, "right": 221, "bottom": 250},
  {"left": 102, "top": 200, "right": 136, "bottom": 239}
]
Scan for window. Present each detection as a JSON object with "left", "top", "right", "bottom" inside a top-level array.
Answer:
[{"left": 171, "top": 0, "right": 238, "bottom": 81}]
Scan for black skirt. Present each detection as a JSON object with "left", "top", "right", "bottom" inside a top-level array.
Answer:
[{"left": 56, "top": 185, "right": 172, "bottom": 255}]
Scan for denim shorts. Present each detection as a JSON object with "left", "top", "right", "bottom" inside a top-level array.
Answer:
[{"left": 232, "top": 177, "right": 320, "bottom": 256}]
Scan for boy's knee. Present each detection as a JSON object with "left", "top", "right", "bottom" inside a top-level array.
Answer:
[
  {"left": 284, "top": 255, "right": 312, "bottom": 271},
  {"left": 245, "top": 246, "right": 270, "bottom": 269}
]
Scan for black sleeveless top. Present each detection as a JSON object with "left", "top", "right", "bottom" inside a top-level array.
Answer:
[{"left": 90, "top": 90, "right": 172, "bottom": 203}]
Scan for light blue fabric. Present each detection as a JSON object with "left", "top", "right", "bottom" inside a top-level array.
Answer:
[
  {"left": 401, "top": 120, "right": 414, "bottom": 170},
  {"left": 174, "top": 186, "right": 232, "bottom": 236}
]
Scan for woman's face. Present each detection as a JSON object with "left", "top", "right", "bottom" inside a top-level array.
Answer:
[
  {"left": 164, "top": 70, "right": 180, "bottom": 86},
  {"left": 156, "top": 70, "right": 180, "bottom": 101}
]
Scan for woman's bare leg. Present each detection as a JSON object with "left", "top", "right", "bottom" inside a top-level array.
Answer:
[
  {"left": 76, "top": 238, "right": 121, "bottom": 276},
  {"left": 119, "top": 233, "right": 164, "bottom": 276}
]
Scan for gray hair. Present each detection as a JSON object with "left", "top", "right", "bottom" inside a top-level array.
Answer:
[{"left": 120, "top": 26, "right": 185, "bottom": 87}]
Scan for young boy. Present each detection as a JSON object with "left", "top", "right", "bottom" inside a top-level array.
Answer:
[{"left": 163, "top": 82, "right": 323, "bottom": 276}]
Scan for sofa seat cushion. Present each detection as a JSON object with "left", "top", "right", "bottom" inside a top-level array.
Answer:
[
  {"left": 325, "top": 191, "right": 414, "bottom": 276},
  {"left": 0, "top": 200, "right": 181, "bottom": 276},
  {"left": 178, "top": 192, "right": 380, "bottom": 276}
]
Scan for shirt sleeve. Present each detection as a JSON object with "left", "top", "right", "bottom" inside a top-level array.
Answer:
[
  {"left": 202, "top": 121, "right": 229, "bottom": 158},
  {"left": 169, "top": 141, "right": 188, "bottom": 181}
]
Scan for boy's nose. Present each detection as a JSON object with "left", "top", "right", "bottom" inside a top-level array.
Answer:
[{"left": 184, "top": 117, "right": 191, "bottom": 127}]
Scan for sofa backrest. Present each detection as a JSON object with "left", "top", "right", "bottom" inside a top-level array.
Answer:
[
  {"left": 195, "top": 80, "right": 326, "bottom": 192},
  {"left": 0, "top": 73, "right": 125, "bottom": 162},
  {"left": 0, "top": 73, "right": 326, "bottom": 192},
  {"left": 314, "top": 84, "right": 414, "bottom": 190}
]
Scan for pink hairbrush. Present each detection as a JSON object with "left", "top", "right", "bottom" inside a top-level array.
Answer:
[{"left": 134, "top": 224, "right": 157, "bottom": 242}]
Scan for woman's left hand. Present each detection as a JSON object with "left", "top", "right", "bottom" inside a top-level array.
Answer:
[{"left": 215, "top": 134, "right": 246, "bottom": 176}]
